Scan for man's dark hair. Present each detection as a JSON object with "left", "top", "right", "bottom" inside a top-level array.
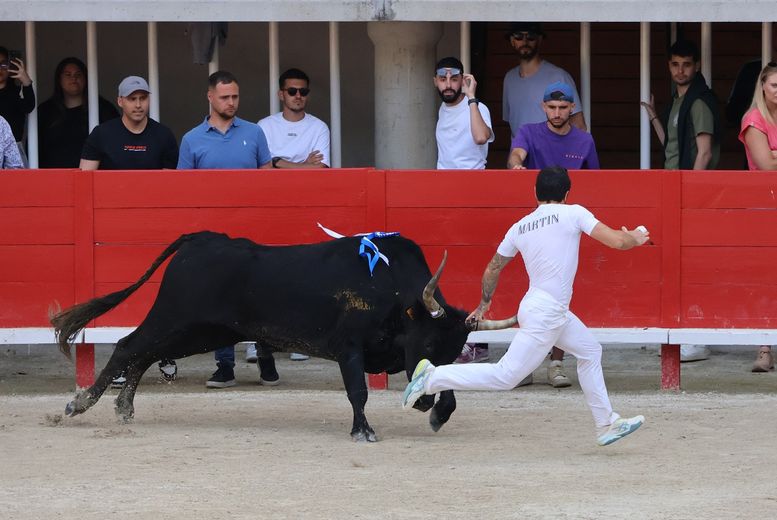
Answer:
[
  {"left": 435, "top": 56, "right": 464, "bottom": 72},
  {"left": 536, "top": 166, "right": 571, "bottom": 202},
  {"left": 668, "top": 39, "right": 700, "bottom": 62},
  {"left": 0, "top": 46, "right": 8, "bottom": 60},
  {"left": 208, "top": 70, "right": 238, "bottom": 88},
  {"left": 279, "top": 68, "right": 309, "bottom": 89}
]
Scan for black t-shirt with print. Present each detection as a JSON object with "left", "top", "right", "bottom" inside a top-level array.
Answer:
[{"left": 81, "top": 117, "right": 178, "bottom": 169}]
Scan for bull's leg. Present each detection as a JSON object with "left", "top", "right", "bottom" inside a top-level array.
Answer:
[
  {"left": 429, "top": 390, "right": 457, "bottom": 432},
  {"left": 65, "top": 336, "right": 135, "bottom": 417},
  {"left": 337, "top": 351, "right": 376, "bottom": 443},
  {"left": 114, "top": 357, "right": 155, "bottom": 422}
]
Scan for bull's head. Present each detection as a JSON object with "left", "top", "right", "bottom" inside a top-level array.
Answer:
[{"left": 403, "top": 251, "right": 517, "bottom": 431}]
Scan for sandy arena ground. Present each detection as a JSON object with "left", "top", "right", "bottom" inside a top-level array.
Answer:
[{"left": 1, "top": 344, "right": 776, "bottom": 519}]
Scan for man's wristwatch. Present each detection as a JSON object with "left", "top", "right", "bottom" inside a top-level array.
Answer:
[
  {"left": 271, "top": 156, "right": 282, "bottom": 168},
  {"left": 467, "top": 97, "right": 479, "bottom": 105}
]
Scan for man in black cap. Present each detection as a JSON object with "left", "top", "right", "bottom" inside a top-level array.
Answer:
[{"left": 502, "top": 22, "right": 586, "bottom": 138}]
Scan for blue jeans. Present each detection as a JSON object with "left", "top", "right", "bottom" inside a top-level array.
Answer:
[{"left": 214, "top": 345, "right": 235, "bottom": 368}]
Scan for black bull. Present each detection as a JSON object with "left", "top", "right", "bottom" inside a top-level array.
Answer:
[{"left": 52, "top": 231, "right": 516, "bottom": 442}]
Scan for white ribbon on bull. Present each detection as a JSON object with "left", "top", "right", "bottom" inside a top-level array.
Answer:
[{"left": 317, "top": 223, "right": 399, "bottom": 276}]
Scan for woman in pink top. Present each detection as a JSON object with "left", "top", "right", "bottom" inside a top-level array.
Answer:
[
  {"left": 739, "top": 62, "right": 777, "bottom": 170},
  {"left": 738, "top": 62, "right": 777, "bottom": 372}
]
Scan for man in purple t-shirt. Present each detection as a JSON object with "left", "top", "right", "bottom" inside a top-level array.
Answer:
[
  {"left": 508, "top": 81, "right": 599, "bottom": 170},
  {"left": 507, "top": 81, "right": 599, "bottom": 388}
]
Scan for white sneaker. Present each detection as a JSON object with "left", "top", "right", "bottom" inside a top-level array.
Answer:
[
  {"left": 402, "top": 359, "right": 435, "bottom": 409},
  {"left": 680, "top": 345, "right": 710, "bottom": 362},
  {"left": 547, "top": 360, "right": 571, "bottom": 388},
  {"left": 597, "top": 415, "right": 645, "bottom": 446},
  {"left": 245, "top": 344, "right": 258, "bottom": 363},
  {"left": 290, "top": 352, "right": 309, "bottom": 361}
]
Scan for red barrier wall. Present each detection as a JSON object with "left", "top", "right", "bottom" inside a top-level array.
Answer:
[{"left": 1, "top": 169, "right": 775, "bottom": 330}]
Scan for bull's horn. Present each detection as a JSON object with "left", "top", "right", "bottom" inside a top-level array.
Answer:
[
  {"left": 422, "top": 250, "right": 447, "bottom": 318},
  {"left": 468, "top": 315, "right": 518, "bottom": 331}
]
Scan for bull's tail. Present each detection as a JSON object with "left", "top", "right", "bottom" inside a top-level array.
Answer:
[{"left": 51, "top": 233, "right": 196, "bottom": 359}]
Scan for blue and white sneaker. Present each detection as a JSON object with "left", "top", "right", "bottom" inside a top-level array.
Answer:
[
  {"left": 597, "top": 415, "right": 645, "bottom": 446},
  {"left": 402, "top": 359, "right": 435, "bottom": 409}
]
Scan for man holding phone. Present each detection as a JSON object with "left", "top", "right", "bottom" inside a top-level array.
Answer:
[{"left": 0, "top": 46, "right": 35, "bottom": 165}]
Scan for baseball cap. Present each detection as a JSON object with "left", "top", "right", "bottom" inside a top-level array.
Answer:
[
  {"left": 506, "top": 22, "right": 545, "bottom": 39},
  {"left": 118, "top": 76, "right": 150, "bottom": 97},
  {"left": 543, "top": 81, "right": 574, "bottom": 102}
]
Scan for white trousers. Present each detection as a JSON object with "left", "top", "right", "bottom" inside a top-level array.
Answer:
[{"left": 426, "top": 287, "right": 619, "bottom": 428}]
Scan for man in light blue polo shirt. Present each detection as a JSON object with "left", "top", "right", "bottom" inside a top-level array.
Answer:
[
  {"left": 178, "top": 70, "right": 273, "bottom": 389},
  {"left": 178, "top": 70, "right": 272, "bottom": 170}
]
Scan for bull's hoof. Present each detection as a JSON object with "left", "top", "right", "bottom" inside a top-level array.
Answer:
[
  {"left": 351, "top": 429, "right": 378, "bottom": 443},
  {"left": 64, "top": 401, "right": 77, "bottom": 417},
  {"left": 429, "top": 407, "right": 445, "bottom": 432}
]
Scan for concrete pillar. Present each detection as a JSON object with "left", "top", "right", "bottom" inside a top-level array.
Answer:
[{"left": 368, "top": 22, "right": 443, "bottom": 169}]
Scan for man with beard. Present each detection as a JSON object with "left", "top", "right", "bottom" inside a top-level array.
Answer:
[
  {"left": 434, "top": 56, "right": 494, "bottom": 169},
  {"left": 502, "top": 23, "right": 586, "bottom": 138},
  {"left": 640, "top": 39, "right": 720, "bottom": 364},
  {"left": 507, "top": 82, "right": 599, "bottom": 170},
  {"left": 178, "top": 70, "right": 274, "bottom": 389}
]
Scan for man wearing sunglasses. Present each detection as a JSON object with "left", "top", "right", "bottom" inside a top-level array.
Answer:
[
  {"left": 434, "top": 56, "right": 494, "bottom": 170},
  {"left": 502, "top": 23, "right": 586, "bottom": 137},
  {"left": 258, "top": 67, "right": 330, "bottom": 170}
]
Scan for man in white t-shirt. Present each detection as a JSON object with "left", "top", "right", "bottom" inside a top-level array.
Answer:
[
  {"left": 434, "top": 56, "right": 494, "bottom": 170},
  {"left": 258, "top": 68, "right": 330, "bottom": 169},
  {"left": 403, "top": 166, "right": 649, "bottom": 447}
]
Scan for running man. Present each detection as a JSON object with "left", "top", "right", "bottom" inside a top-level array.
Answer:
[{"left": 403, "top": 166, "right": 649, "bottom": 446}]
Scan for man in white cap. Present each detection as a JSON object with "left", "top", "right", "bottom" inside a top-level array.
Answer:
[
  {"left": 80, "top": 75, "right": 179, "bottom": 386},
  {"left": 80, "top": 75, "right": 178, "bottom": 170}
]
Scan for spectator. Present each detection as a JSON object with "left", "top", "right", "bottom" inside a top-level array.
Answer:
[
  {"left": 432, "top": 56, "right": 502, "bottom": 372},
  {"left": 259, "top": 67, "right": 330, "bottom": 169},
  {"left": 177, "top": 70, "right": 275, "bottom": 389},
  {"left": 506, "top": 81, "right": 598, "bottom": 388},
  {"left": 37, "top": 57, "right": 118, "bottom": 168},
  {"left": 502, "top": 23, "right": 586, "bottom": 138},
  {"left": 642, "top": 39, "right": 721, "bottom": 363},
  {"left": 80, "top": 75, "right": 179, "bottom": 387},
  {"left": 0, "top": 115, "right": 22, "bottom": 169},
  {"left": 508, "top": 81, "right": 599, "bottom": 170},
  {"left": 434, "top": 56, "right": 494, "bottom": 170},
  {"left": 738, "top": 61, "right": 777, "bottom": 373},
  {"left": 0, "top": 46, "right": 35, "bottom": 166},
  {"left": 255, "top": 66, "right": 331, "bottom": 362},
  {"left": 80, "top": 76, "right": 177, "bottom": 171}
]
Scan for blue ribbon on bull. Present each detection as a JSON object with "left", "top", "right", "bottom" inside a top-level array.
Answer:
[{"left": 359, "top": 232, "right": 400, "bottom": 276}]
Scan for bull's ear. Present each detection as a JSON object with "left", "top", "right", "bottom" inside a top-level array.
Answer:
[{"left": 405, "top": 306, "right": 417, "bottom": 320}]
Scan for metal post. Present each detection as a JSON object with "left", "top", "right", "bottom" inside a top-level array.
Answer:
[
  {"left": 460, "top": 21, "right": 470, "bottom": 73},
  {"left": 24, "top": 21, "right": 38, "bottom": 168},
  {"left": 763, "top": 22, "right": 773, "bottom": 67},
  {"left": 269, "top": 22, "right": 280, "bottom": 115},
  {"left": 701, "top": 22, "right": 712, "bottom": 87},
  {"left": 640, "top": 22, "right": 651, "bottom": 170},
  {"left": 208, "top": 43, "right": 219, "bottom": 75},
  {"left": 580, "top": 22, "right": 591, "bottom": 131},
  {"left": 86, "top": 22, "right": 99, "bottom": 132},
  {"left": 329, "top": 22, "right": 342, "bottom": 168},
  {"left": 147, "top": 22, "right": 160, "bottom": 121}
]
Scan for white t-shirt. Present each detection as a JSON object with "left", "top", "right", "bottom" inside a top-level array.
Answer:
[
  {"left": 436, "top": 97, "right": 494, "bottom": 170},
  {"left": 257, "top": 112, "right": 331, "bottom": 166},
  {"left": 497, "top": 203, "right": 599, "bottom": 308}
]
